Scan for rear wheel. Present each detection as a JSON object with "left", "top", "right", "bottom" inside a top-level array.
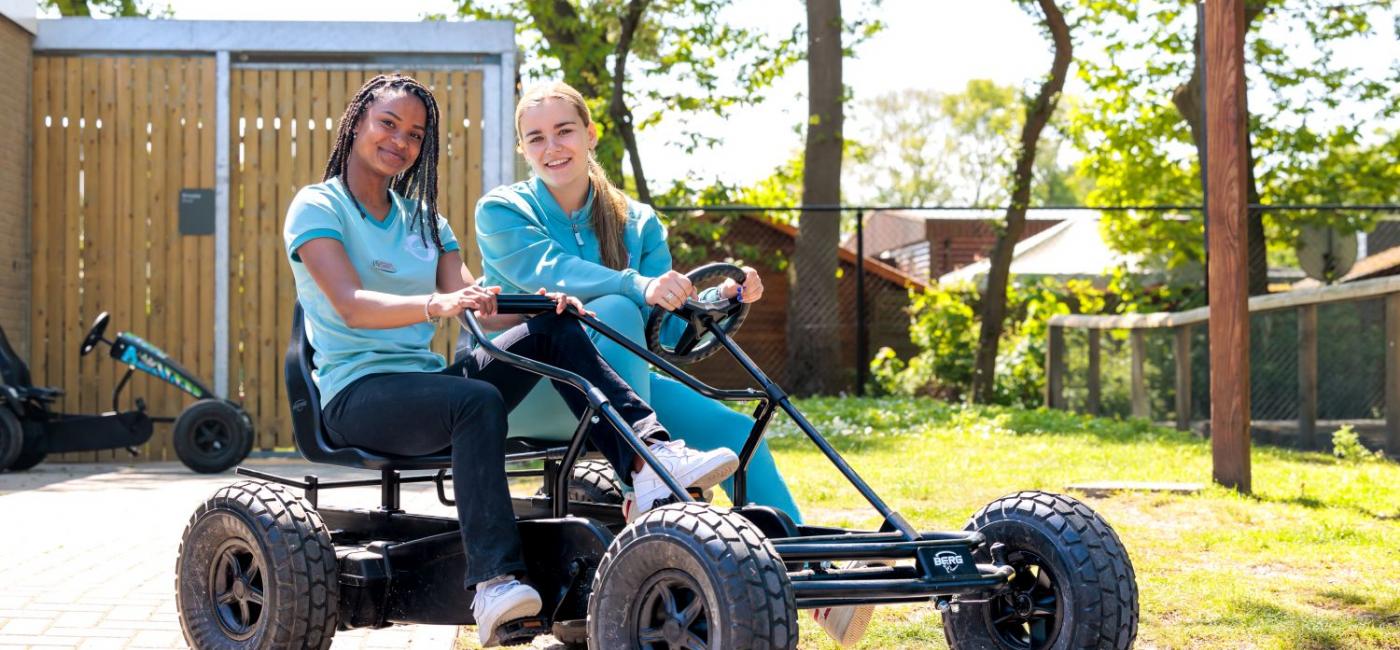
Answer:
[
  {"left": 174, "top": 400, "right": 254, "bottom": 474},
  {"left": 536, "top": 459, "right": 625, "bottom": 505},
  {"left": 0, "top": 408, "right": 23, "bottom": 471},
  {"left": 176, "top": 480, "right": 338, "bottom": 649},
  {"left": 588, "top": 503, "right": 797, "bottom": 649},
  {"left": 7, "top": 418, "right": 46, "bottom": 472},
  {"left": 942, "top": 490, "right": 1138, "bottom": 650}
]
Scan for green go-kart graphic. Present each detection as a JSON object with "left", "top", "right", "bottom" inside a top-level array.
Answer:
[{"left": 0, "top": 311, "right": 253, "bottom": 474}]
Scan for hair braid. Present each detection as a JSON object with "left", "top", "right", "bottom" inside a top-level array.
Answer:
[{"left": 324, "top": 74, "right": 444, "bottom": 252}]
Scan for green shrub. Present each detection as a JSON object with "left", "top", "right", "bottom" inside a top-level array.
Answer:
[
  {"left": 1331, "top": 424, "right": 1383, "bottom": 463},
  {"left": 871, "top": 269, "right": 1200, "bottom": 407}
]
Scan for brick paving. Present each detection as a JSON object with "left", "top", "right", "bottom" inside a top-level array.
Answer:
[{"left": 0, "top": 460, "right": 462, "bottom": 649}]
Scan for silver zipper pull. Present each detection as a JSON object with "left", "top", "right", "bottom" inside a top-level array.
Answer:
[{"left": 573, "top": 224, "right": 585, "bottom": 247}]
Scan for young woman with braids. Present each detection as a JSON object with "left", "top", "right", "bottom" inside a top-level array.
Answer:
[{"left": 282, "top": 74, "right": 739, "bottom": 648}]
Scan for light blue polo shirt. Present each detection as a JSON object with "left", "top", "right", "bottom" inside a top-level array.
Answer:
[{"left": 283, "top": 177, "right": 460, "bottom": 407}]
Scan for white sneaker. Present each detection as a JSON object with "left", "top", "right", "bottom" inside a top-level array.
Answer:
[
  {"left": 471, "top": 575, "right": 542, "bottom": 647},
  {"left": 810, "top": 562, "right": 881, "bottom": 647},
  {"left": 630, "top": 439, "right": 738, "bottom": 516}
]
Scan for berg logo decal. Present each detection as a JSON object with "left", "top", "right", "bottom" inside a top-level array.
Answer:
[{"left": 933, "top": 550, "right": 965, "bottom": 574}]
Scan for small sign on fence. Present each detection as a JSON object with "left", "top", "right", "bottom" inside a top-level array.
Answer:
[{"left": 178, "top": 188, "right": 214, "bottom": 236}]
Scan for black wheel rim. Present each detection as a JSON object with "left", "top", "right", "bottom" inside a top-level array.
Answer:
[
  {"left": 194, "top": 419, "right": 232, "bottom": 456},
  {"left": 634, "top": 569, "right": 711, "bottom": 650},
  {"left": 208, "top": 538, "right": 265, "bottom": 640},
  {"left": 988, "top": 549, "right": 1062, "bottom": 650}
]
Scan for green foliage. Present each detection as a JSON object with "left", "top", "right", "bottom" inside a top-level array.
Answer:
[
  {"left": 1070, "top": 1, "right": 1400, "bottom": 274},
  {"left": 447, "top": 0, "right": 805, "bottom": 181},
  {"left": 845, "top": 80, "right": 1091, "bottom": 207},
  {"left": 43, "top": 0, "right": 169, "bottom": 16},
  {"left": 1331, "top": 424, "right": 1385, "bottom": 463},
  {"left": 872, "top": 271, "right": 1201, "bottom": 407}
]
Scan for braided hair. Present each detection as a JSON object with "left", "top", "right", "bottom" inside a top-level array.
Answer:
[{"left": 323, "top": 74, "right": 444, "bottom": 252}]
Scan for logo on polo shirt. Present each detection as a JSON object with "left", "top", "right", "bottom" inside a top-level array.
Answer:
[
  {"left": 405, "top": 234, "right": 436, "bottom": 261},
  {"left": 372, "top": 260, "right": 397, "bottom": 273}
]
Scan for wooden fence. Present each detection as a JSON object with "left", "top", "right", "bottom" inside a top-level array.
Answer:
[
  {"left": 1046, "top": 274, "right": 1400, "bottom": 454},
  {"left": 30, "top": 56, "right": 486, "bottom": 459},
  {"left": 30, "top": 56, "right": 216, "bottom": 463}
]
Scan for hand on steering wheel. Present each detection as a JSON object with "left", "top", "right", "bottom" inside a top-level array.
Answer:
[
  {"left": 644, "top": 263, "right": 752, "bottom": 365},
  {"left": 717, "top": 266, "right": 763, "bottom": 303},
  {"left": 645, "top": 270, "right": 697, "bottom": 312}
]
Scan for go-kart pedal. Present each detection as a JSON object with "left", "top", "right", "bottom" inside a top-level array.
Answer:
[{"left": 492, "top": 616, "right": 548, "bottom": 646}]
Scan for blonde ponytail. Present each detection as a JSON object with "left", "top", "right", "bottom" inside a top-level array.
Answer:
[
  {"left": 585, "top": 154, "right": 631, "bottom": 270},
  {"left": 518, "top": 81, "right": 632, "bottom": 270}
]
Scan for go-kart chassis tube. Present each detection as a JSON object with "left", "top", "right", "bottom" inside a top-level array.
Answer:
[
  {"left": 708, "top": 323, "right": 921, "bottom": 542},
  {"left": 459, "top": 301, "right": 693, "bottom": 511},
  {"left": 511, "top": 294, "right": 920, "bottom": 542}
]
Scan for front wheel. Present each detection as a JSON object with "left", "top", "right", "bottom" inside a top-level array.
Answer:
[
  {"left": 174, "top": 399, "right": 254, "bottom": 473},
  {"left": 942, "top": 491, "right": 1138, "bottom": 650},
  {"left": 588, "top": 503, "right": 797, "bottom": 649},
  {"left": 176, "top": 480, "right": 338, "bottom": 649}
]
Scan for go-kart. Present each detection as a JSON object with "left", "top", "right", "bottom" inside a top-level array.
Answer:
[
  {"left": 0, "top": 311, "right": 253, "bottom": 474},
  {"left": 174, "top": 263, "right": 1139, "bottom": 649}
]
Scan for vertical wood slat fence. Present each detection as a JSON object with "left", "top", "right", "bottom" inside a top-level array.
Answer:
[
  {"left": 1045, "top": 275, "right": 1400, "bottom": 455},
  {"left": 30, "top": 56, "right": 216, "bottom": 463},
  {"left": 30, "top": 59, "right": 485, "bottom": 459},
  {"left": 228, "top": 67, "right": 484, "bottom": 451}
]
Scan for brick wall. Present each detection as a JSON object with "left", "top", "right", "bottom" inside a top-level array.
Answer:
[{"left": 0, "top": 16, "right": 30, "bottom": 358}]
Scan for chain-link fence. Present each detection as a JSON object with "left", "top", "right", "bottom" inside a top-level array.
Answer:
[{"left": 1049, "top": 280, "right": 1399, "bottom": 453}]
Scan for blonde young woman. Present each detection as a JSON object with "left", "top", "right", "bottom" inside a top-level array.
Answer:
[{"left": 472, "top": 81, "right": 877, "bottom": 646}]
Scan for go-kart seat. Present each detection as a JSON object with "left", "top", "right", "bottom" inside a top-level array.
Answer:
[
  {"left": 285, "top": 302, "right": 567, "bottom": 471},
  {"left": 286, "top": 302, "right": 454, "bottom": 470},
  {"left": 0, "top": 320, "right": 62, "bottom": 403}
]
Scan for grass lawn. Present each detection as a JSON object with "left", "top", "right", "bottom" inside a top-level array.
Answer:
[{"left": 461, "top": 397, "right": 1400, "bottom": 649}]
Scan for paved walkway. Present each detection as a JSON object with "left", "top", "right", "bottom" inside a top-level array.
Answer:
[{"left": 0, "top": 460, "right": 462, "bottom": 649}]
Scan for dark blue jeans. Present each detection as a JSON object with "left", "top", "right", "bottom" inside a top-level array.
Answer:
[{"left": 322, "top": 311, "right": 665, "bottom": 585}]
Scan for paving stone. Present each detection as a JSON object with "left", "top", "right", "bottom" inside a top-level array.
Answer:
[{"left": 0, "top": 460, "right": 460, "bottom": 649}]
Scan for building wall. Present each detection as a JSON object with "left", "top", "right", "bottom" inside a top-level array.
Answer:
[
  {"left": 925, "top": 218, "right": 1061, "bottom": 279},
  {"left": 0, "top": 15, "right": 31, "bottom": 358}
]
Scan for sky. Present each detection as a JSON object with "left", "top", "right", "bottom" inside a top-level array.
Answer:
[{"left": 40, "top": 0, "right": 1399, "bottom": 200}]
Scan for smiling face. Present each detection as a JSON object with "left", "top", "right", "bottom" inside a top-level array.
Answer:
[
  {"left": 351, "top": 90, "right": 427, "bottom": 180},
  {"left": 517, "top": 96, "right": 598, "bottom": 192}
]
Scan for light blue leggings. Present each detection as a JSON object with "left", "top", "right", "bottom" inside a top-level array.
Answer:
[{"left": 506, "top": 295, "right": 803, "bottom": 522}]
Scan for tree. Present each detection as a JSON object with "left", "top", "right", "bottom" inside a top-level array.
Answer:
[
  {"left": 450, "top": 1, "right": 802, "bottom": 202},
  {"left": 846, "top": 81, "right": 1088, "bottom": 207},
  {"left": 787, "top": 0, "right": 844, "bottom": 395},
  {"left": 969, "top": 0, "right": 1072, "bottom": 404},
  {"left": 43, "top": 0, "right": 168, "bottom": 16},
  {"left": 1073, "top": 1, "right": 1400, "bottom": 290}
]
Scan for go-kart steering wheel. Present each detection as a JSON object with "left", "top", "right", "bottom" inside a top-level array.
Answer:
[
  {"left": 79, "top": 311, "right": 111, "bottom": 357},
  {"left": 644, "top": 263, "right": 751, "bottom": 365}
]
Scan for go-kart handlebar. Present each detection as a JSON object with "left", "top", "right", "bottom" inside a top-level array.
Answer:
[{"left": 456, "top": 298, "right": 695, "bottom": 507}]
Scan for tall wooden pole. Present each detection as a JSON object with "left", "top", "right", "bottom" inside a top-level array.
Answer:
[{"left": 1206, "top": 0, "right": 1252, "bottom": 493}]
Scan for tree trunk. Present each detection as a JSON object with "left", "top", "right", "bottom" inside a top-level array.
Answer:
[
  {"left": 969, "top": 0, "right": 1072, "bottom": 404},
  {"left": 609, "top": 0, "right": 652, "bottom": 204},
  {"left": 530, "top": 0, "right": 623, "bottom": 180},
  {"left": 1173, "top": 3, "right": 1268, "bottom": 295},
  {"left": 787, "top": 0, "right": 843, "bottom": 395}
]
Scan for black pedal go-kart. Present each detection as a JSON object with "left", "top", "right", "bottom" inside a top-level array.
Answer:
[
  {"left": 174, "top": 263, "right": 1139, "bottom": 649},
  {"left": 0, "top": 312, "right": 254, "bottom": 474}
]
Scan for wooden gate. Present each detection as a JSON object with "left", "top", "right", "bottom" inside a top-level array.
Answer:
[
  {"left": 228, "top": 67, "right": 485, "bottom": 450},
  {"left": 30, "top": 55, "right": 216, "bottom": 462}
]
